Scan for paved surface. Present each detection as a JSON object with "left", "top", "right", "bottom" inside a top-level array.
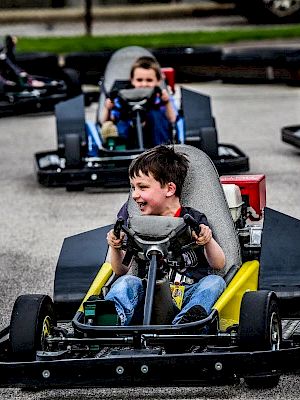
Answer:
[
  {"left": 1, "top": 4, "right": 300, "bottom": 399},
  {"left": 0, "top": 81, "right": 300, "bottom": 398}
]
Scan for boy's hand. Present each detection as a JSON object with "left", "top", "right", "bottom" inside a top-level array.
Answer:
[
  {"left": 161, "top": 89, "right": 170, "bottom": 104},
  {"left": 192, "top": 224, "right": 212, "bottom": 246},
  {"left": 107, "top": 229, "right": 125, "bottom": 249},
  {"left": 104, "top": 98, "right": 114, "bottom": 110}
]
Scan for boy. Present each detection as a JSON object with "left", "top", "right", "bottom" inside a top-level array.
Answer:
[
  {"left": 100, "top": 56, "right": 177, "bottom": 147},
  {"left": 106, "top": 145, "right": 226, "bottom": 326}
]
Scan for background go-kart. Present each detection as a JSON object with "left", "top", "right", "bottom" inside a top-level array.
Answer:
[{"left": 0, "top": 81, "right": 300, "bottom": 398}]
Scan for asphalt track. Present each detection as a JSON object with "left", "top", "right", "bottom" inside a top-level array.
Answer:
[
  {"left": 0, "top": 79, "right": 300, "bottom": 398},
  {"left": 1, "top": 6, "right": 300, "bottom": 398}
]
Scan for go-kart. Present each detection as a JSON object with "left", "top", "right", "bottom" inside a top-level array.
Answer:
[
  {"left": 1, "top": 145, "right": 300, "bottom": 389},
  {"left": 281, "top": 123, "right": 300, "bottom": 149},
  {"left": 0, "top": 35, "right": 81, "bottom": 117},
  {"left": 34, "top": 46, "right": 249, "bottom": 191}
]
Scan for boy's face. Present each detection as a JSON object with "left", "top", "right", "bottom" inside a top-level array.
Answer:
[
  {"left": 131, "top": 67, "right": 161, "bottom": 88},
  {"left": 130, "top": 172, "right": 175, "bottom": 216}
]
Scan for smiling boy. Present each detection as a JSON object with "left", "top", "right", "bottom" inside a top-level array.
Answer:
[{"left": 106, "top": 145, "right": 225, "bottom": 326}]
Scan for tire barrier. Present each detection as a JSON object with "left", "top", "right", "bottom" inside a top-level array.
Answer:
[{"left": 19, "top": 46, "right": 300, "bottom": 86}]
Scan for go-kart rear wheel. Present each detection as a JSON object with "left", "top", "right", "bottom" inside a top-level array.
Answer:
[
  {"left": 238, "top": 290, "right": 281, "bottom": 388},
  {"left": 10, "top": 294, "right": 56, "bottom": 361},
  {"left": 64, "top": 133, "right": 81, "bottom": 168}
]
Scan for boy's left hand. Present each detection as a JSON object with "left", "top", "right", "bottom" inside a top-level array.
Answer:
[
  {"left": 161, "top": 89, "right": 170, "bottom": 104},
  {"left": 192, "top": 224, "right": 212, "bottom": 246}
]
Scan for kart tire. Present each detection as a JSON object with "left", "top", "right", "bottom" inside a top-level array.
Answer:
[
  {"left": 61, "top": 67, "right": 82, "bottom": 98},
  {"left": 64, "top": 133, "right": 81, "bottom": 168},
  {"left": 64, "top": 51, "right": 113, "bottom": 85},
  {"left": 238, "top": 290, "right": 281, "bottom": 388},
  {"left": 200, "top": 127, "right": 218, "bottom": 159},
  {"left": 10, "top": 294, "right": 56, "bottom": 361},
  {"left": 15, "top": 52, "right": 59, "bottom": 76}
]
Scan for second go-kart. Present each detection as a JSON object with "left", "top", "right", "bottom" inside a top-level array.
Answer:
[
  {"left": 0, "top": 35, "right": 81, "bottom": 117},
  {"left": 34, "top": 46, "right": 249, "bottom": 191},
  {"left": 1, "top": 145, "right": 300, "bottom": 389}
]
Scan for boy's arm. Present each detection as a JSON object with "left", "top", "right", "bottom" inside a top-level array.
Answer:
[
  {"left": 193, "top": 224, "right": 225, "bottom": 270},
  {"left": 100, "top": 98, "right": 114, "bottom": 124},
  {"left": 161, "top": 89, "right": 177, "bottom": 123},
  {"left": 106, "top": 229, "right": 130, "bottom": 275}
]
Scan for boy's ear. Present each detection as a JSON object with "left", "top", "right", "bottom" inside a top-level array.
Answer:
[{"left": 166, "top": 182, "right": 176, "bottom": 197}]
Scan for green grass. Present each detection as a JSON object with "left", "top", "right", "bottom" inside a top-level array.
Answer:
[{"left": 16, "top": 25, "right": 300, "bottom": 54}]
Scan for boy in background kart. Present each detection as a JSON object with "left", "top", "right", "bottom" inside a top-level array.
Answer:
[
  {"left": 106, "top": 145, "right": 226, "bottom": 326},
  {"left": 100, "top": 56, "right": 178, "bottom": 147}
]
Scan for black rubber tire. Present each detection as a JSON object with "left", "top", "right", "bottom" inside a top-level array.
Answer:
[
  {"left": 238, "top": 290, "right": 281, "bottom": 388},
  {"left": 10, "top": 294, "right": 56, "bottom": 361},
  {"left": 60, "top": 67, "right": 82, "bottom": 98},
  {"left": 64, "top": 133, "right": 81, "bottom": 167},
  {"left": 236, "top": 0, "right": 300, "bottom": 24},
  {"left": 238, "top": 290, "right": 281, "bottom": 351},
  {"left": 200, "top": 127, "right": 218, "bottom": 159},
  {"left": 64, "top": 51, "right": 113, "bottom": 85},
  {"left": 15, "top": 52, "right": 59, "bottom": 76}
]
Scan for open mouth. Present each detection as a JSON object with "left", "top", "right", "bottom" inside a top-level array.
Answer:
[{"left": 137, "top": 201, "right": 147, "bottom": 211}]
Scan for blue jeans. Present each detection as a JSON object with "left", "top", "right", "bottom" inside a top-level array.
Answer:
[{"left": 105, "top": 274, "right": 225, "bottom": 326}]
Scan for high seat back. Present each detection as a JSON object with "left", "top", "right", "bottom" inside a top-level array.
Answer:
[{"left": 127, "top": 144, "right": 241, "bottom": 275}]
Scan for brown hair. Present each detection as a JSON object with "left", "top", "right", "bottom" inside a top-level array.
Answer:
[
  {"left": 129, "top": 145, "right": 189, "bottom": 197},
  {"left": 130, "top": 56, "right": 161, "bottom": 81}
]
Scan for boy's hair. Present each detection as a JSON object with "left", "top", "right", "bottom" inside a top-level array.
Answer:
[
  {"left": 130, "top": 56, "right": 161, "bottom": 81},
  {"left": 129, "top": 145, "right": 189, "bottom": 197}
]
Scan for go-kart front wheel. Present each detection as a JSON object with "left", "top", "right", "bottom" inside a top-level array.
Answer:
[
  {"left": 10, "top": 294, "right": 56, "bottom": 361},
  {"left": 238, "top": 290, "right": 281, "bottom": 388}
]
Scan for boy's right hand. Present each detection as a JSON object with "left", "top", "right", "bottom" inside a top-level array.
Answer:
[
  {"left": 107, "top": 229, "right": 125, "bottom": 249},
  {"left": 104, "top": 98, "right": 114, "bottom": 111}
]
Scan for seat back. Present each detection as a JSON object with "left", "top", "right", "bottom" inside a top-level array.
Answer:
[
  {"left": 127, "top": 144, "right": 241, "bottom": 275},
  {"left": 181, "top": 87, "right": 214, "bottom": 132}
]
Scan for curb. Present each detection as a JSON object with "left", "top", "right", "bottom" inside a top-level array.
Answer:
[{"left": 0, "top": 3, "right": 235, "bottom": 23}]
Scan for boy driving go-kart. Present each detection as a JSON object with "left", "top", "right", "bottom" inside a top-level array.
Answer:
[
  {"left": 100, "top": 56, "right": 178, "bottom": 149},
  {"left": 34, "top": 46, "right": 249, "bottom": 190},
  {"left": 105, "top": 145, "right": 226, "bottom": 326},
  {"left": 4, "top": 144, "right": 300, "bottom": 389}
]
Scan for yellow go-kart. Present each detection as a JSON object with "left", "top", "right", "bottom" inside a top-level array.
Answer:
[{"left": 1, "top": 145, "right": 300, "bottom": 389}]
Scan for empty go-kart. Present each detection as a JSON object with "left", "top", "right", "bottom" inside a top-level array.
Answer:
[
  {"left": 34, "top": 46, "right": 249, "bottom": 191},
  {"left": 0, "top": 35, "right": 81, "bottom": 117},
  {"left": 1, "top": 145, "right": 300, "bottom": 389}
]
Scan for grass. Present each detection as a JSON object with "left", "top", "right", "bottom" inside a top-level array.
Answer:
[{"left": 15, "top": 25, "right": 300, "bottom": 54}]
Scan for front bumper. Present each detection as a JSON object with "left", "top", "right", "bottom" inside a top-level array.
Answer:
[{"left": 0, "top": 346, "right": 299, "bottom": 389}]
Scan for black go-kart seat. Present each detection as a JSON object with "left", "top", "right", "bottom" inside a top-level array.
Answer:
[{"left": 127, "top": 144, "right": 242, "bottom": 278}]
